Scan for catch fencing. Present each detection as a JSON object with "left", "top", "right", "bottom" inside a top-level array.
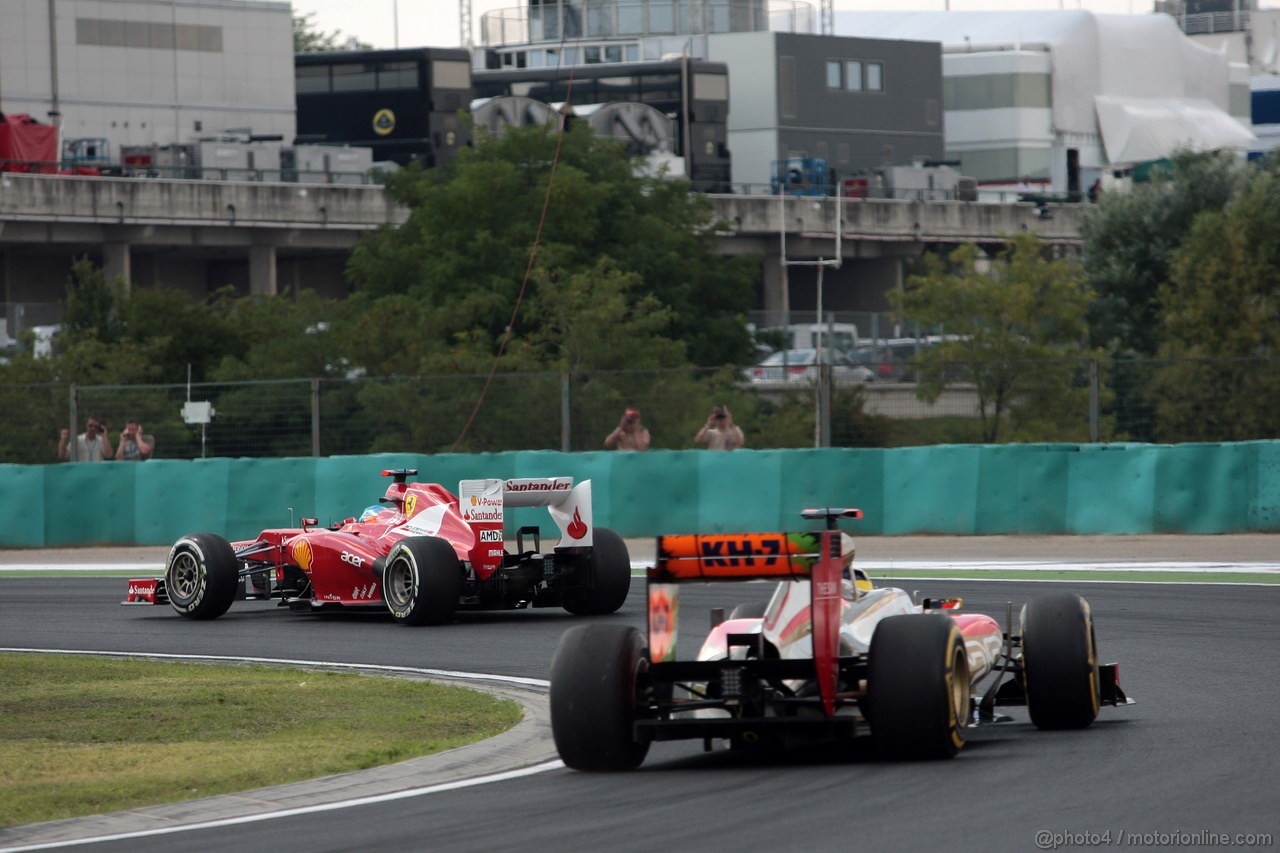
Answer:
[{"left": 4, "top": 356, "right": 1278, "bottom": 465}]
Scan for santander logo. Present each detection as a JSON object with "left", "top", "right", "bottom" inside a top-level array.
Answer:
[{"left": 567, "top": 506, "right": 587, "bottom": 540}]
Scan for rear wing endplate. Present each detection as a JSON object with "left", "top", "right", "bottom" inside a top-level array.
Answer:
[{"left": 649, "top": 530, "right": 845, "bottom": 715}]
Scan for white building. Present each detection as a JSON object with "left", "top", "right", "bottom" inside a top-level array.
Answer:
[
  {"left": 835, "top": 10, "right": 1256, "bottom": 195},
  {"left": 0, "top": 0, "right": 295, "bottom": 157}
]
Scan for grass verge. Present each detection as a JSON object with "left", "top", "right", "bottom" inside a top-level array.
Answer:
[{"left": 0, "top": 653, "right": 521, "bottom": 827}]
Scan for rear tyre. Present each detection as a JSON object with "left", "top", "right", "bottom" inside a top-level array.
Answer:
[
  {"left": 383, "top": 536, "right": 462, "bottom": 626},
  {"left": 563, "top": 527, "right": 631, "bottom": 615},
  {"left": 1021, "top": 592, "right": 1100, "bottom": 730},
  {"left": 550, "top": 624, "right": 651, "bottom": 771},
  {"left": 866, "top": 615, "right": 970, "bottom": 759},
  {"left": 165, "top": 533, "right": 240, "bottom": 620}
]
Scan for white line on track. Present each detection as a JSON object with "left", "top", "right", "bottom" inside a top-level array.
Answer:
[{"left": 0, "top": 649, "right": 557, "bottom": 852}]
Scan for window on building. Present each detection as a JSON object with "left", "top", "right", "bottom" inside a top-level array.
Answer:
[
  {"left": 826, "top": 60, "right": 842, "bottom": 89},
  {"left": 694, "top": 72, "right": 728, "bottom": 101},
  {"left": 295, "top": 65, "right": 330, "bottom": 93},
  {"left": 331, "top": 63, "right": 376, "bottom": 92},
  {"left": 432, "top": 60, "right": 471, "bottom": 89},
  {"left": 846, "top": 60, "right": 863, "bottom": 92},
  {"left": 378, "top": 61, "right": 418, "bottom": 90},
  {"left": 867, "top": 62, "right": 884, "bottom": 92}
]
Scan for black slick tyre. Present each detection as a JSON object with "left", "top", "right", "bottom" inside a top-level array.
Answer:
[
  {"left": 866, "top": 614, "right": 970, "bottom": 759},
  {"left": 562, "top": 527, "right": 631, "bottom": 615},
  {"left": 1021, "top": 592, "right": 1100, "bottom": 730},
  {"left": 383, "top": 536, "right": 462, "bottom": 626},
  {"left": 550, "top": 624, "right": 651, "bottom": 771},
  {"left": 165, "top": 533, "right": 240, "bottom": 620}
]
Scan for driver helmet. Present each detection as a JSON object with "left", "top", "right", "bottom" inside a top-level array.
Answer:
[{"left": 360, "top": 505, "right": 386, "bottom": 523}]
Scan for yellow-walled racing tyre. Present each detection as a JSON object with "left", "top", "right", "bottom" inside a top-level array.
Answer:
[
  {"left": 165, "top": 533, "right": 240, "bottom": 620},
  {"left": 550, "top": 624, "right": 651, "bottom": 771},
  {"left": 383, "top": 536, "right": 463, "bottom": 626},
  {"left": 866, "top": 614, "right": 970, "bottom": 759},
  {"left": 1021, "top": 592, "right": 1100, "bottom": 730}
]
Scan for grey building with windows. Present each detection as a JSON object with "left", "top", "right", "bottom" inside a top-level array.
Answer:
[
  {"left": 706, "top": 31, "right": 943, "bottom": 189},
  {"left": 0, "top": 0, "right": 295, "bottom": 153}
]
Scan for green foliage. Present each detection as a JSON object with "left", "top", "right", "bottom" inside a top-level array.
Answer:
[
  {"left": 62, "top": 257, "right": 120, "bottom": 344},
  {"left": 1150, "top": 160, "right": 1280, "bottom": 441},
  {"left": 891, "top": 234, "right": 1094, "bottom": 443},
  {"left": 1080, "top": 150, "right": 1243, "bottom": 358},
  {"left": 345, "top": 122, "right": 758, "bottom": 368},
  {"left": 292, "top": 13, "right": 370, "bottom": 53}
]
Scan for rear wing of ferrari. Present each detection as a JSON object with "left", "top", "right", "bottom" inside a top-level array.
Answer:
[
  {"left": 649, "top": 529, "right": 846, "bottom": 715},
  {"left": 457, "top": 478, "right": 593, "bottom": 574}
]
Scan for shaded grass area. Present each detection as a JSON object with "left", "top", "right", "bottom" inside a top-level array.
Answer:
[{"left": 0, "top": 653, "right": 521, "bottom": 827}]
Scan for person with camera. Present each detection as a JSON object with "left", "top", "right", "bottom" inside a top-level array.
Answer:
[
  {"left": 58, "top": 415, "right": 114, "bottom": 462},
  {"left": 115, "top": 418, "right": 155, "bottom": 461},
  {"left": 604, "top": 407, "right": 651, "bottom": 451},
  {"left": 695, "top": 404, "right": 745, "bottom": 451}
]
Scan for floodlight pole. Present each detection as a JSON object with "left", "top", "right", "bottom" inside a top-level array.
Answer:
[{"left": 779, "top": 191, "right": 843, "bottom": 448}]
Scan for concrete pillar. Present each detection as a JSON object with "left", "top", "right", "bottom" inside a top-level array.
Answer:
[
  {"left": 249, "top": 244, "right": 277, "bottom": 296},
  {"left": 761, "top": 249, "right": 790, "bottom": 327},
  {"left": 103, "top": 242, "right": 131, "bottom": 294}
]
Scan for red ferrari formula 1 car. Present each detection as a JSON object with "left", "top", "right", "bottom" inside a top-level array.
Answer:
[
  {"left": 123, "top": 468, "right": 630, "bottom": 625},
  {"left": 549, "top": 508, "right": 1133, "bottom": 770}
]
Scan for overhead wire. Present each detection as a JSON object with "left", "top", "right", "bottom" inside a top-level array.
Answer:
[{"left": 448, "top": 5, "right": 585, "bottom": 452}]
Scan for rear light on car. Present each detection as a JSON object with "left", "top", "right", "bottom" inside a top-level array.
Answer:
[{"left": 788, "top": 366, "right": 806, "bottom": 376}]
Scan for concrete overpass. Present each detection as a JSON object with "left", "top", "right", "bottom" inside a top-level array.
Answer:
[{"left": 0, "top": 173, "right": 1085, "bottom": 328}]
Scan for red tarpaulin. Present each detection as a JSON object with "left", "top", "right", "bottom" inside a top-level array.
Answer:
[{"left": 0, "top": 113, "right": 58, "bottom": 173}]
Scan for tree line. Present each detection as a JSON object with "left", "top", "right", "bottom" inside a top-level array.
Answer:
[{"left": 2, "top": 134, "right": 1277, "bottom": 463}]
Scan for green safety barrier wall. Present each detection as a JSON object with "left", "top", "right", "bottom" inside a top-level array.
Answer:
[{"left": 2, "top": 442, "right": 1278, "bottom": 548}]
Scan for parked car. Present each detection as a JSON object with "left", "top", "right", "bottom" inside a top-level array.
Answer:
[
  {"left": 747, "top": 348, "right": 874, "bottom": 387},
  {"left": 850, "top": 336, "right": 969, "bottom": 382}
]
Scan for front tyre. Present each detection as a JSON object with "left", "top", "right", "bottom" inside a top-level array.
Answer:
[
  {"left": 550, "top": 624, "right": 651, "bottom": 771},
  {"left": 383, "top": 537, "right": 462, "bottom": 626},
  {"left": 1021, "top": 592, "right": 1100, "bottom": 730},
  {"left": 866, "top": 615, "right": 970, "bottom": 759},
  {"left": 563, "top": 527, "right": 631, "bottom": 616},
  {"left": 165, "top": 533, "right": 240, "bottom": 620}
]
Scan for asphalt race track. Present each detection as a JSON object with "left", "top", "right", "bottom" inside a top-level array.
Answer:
[{"left": 1, "top": 546, "right": 1277, "bottom": 853}]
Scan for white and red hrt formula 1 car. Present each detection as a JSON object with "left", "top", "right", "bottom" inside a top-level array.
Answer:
[{"left": 550, "top": 507, "right": 1132, "bottom": 770}]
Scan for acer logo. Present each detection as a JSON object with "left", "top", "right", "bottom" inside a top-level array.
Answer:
[{"left": 340, "top": 551, "right": 363, "bottom": 568}]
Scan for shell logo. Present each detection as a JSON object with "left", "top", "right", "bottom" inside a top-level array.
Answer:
[
  {"left": 292, "top": 538, "right": 314, "bottom": 572},
  {"left": 405, "top": 494, "right": 418, "bottom": 517}
]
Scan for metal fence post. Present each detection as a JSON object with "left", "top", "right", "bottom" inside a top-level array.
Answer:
[
  {"left": 560, "top": 372, "right": 571, "bottom": 452},
  {"left": 310, "top": 378, "right": 321, "bottom": 457},
  {"left": 1088, "top": 359, "right": 1100, "bottom": 443},
  {"left": 68, "top": 382, "right": 78, "bottom": 461}
]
